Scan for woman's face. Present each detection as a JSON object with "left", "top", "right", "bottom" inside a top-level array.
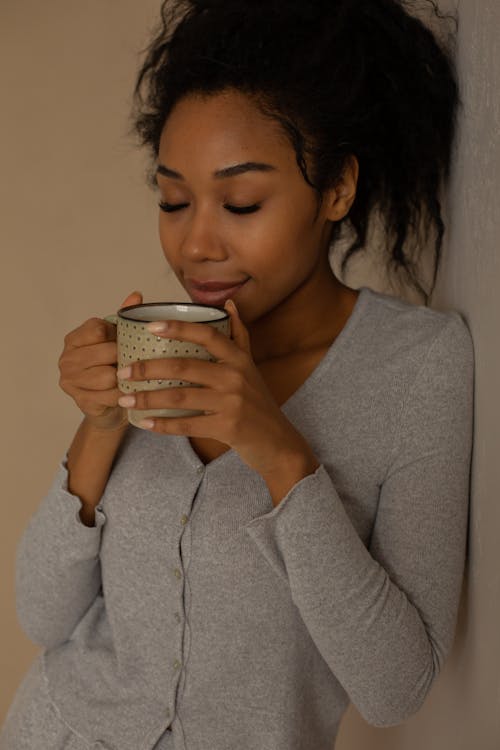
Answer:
[{"left": 156, "top": 89, "right": 356, "bottom": 331}]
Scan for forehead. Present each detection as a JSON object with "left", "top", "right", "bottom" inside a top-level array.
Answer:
[{"left": 158, "top": 90, "right": 291, "bottom": 165}]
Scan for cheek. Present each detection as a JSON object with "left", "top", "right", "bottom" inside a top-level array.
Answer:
[
  {"left": 240, "top": 215, "right": 311, "bottom": 274},
  {"left": 238, "top": 213, "right": 291, "bottom": 257}
]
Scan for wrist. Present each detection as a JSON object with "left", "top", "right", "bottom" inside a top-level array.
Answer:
[
  {"left": 262, "top": 446, "right": 320, "bottom": 507},
  {"left": 85, "top": 411, "right": 130, "bottom": 433},
  {"left": 79, "top": 504, "right": 97, "bottom": 527}
]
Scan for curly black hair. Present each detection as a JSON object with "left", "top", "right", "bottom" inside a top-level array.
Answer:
[{"left": 130, "top": 0, "right": 461, "bottom": 304}]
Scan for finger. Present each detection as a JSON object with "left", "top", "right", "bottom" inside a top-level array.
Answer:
[
  {"left": 65, "top": 363, "right": 120, "bottom": 391},
  {"left": 60, "top": 380, "right": 122, "bottom": 410},
  {"left": 61, "top": 341, "right": 118, "bottom": 372},
  {"left": 103, "top": 291, "right": 143, "bottom": 342},
  {"left": 64, "top": 318, "right": 117, "bottom": 350},
  {"left": 120, "top": 290, "right": 143, "bottom": 308},
  {"left": 64, "top": 292, "right": 143, "bottom": 351},
  {"left": 145, "top": 318, "right": 245, "bottom": 364},
  {"left": 121, "top": 357, "right": 229, "bottom": 389},
  {"left": 79, "top": 386, "right": 125, "bottom": 413},
  {"left": 119, "top": 385, "right": 221, "bottom": 415},
  {"left": 137, "top": 412, "right": 216, "bottom": 437},
  {"left": 224, "top": 299, "right": 251, "bottom": 354}
]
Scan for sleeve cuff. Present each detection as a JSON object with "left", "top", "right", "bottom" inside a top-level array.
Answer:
[
  {"left": 244, "top": 463, "right": 338, "bottom": 583},
  {"left": 37, "top": 453, "right": 107, "bottom": 538}
]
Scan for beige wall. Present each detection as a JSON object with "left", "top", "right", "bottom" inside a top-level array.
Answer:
[
  {"left": 0, "top": 0, "right": 178, "bottom": 716},
  {"left": 1, "top": 2, "right": 498, "bottom": 748}
]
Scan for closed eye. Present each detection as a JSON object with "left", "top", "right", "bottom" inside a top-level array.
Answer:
[
  {"left": 158, "top": 202, "right": 189, "bottom": 213},
  {"left": 226, "top": 204, "right": 261, "bottom": 215},
  {"left": 158, "top": 201, "right": 261, "bottom": 215}
]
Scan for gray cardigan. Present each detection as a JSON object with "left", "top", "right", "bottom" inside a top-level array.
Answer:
[{"left": 6, "top": 286, "right": 474, "bottom": 750}]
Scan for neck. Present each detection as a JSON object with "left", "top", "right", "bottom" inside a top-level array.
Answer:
[{"left": 249, "top": 260, "right": 358, "bottom": 364}]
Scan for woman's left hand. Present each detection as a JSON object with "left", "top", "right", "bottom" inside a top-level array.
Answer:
[{"left": 117, "top": 299, "right": 319, "bottom": 481}]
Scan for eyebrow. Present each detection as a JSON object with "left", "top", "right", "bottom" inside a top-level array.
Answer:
[{"left": 156, "top": 161, "right": 278, "bottom": 180}]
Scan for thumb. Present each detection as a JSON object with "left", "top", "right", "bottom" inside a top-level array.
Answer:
[
  {"left": 120, "top": 290, "right": 143, "bottom": 308},
  {"left": 224, "top": 299, "right": 251, "bottom": 355}
]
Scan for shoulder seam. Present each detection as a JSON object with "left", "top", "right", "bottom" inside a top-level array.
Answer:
[{"left": 369, "top": 291, "right": 454, "bottom": 323}]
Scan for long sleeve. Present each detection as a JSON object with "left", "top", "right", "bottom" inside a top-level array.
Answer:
[
  {"left": 244, "top": 313, "right": 474, "bottom": 727},
  {"left": 15, "top": 453, "right": 106, "bottom": 649}
]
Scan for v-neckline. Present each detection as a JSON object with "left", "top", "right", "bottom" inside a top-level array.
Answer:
[{"left": 182, "top": 285, "right": 371, "bottom": 471}]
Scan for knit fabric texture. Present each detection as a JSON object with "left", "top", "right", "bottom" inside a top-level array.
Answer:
[{"left": 2, "top": 286, "right": 474, "bottom": 750}]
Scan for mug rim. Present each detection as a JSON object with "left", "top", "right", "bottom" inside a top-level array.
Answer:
[{"left": 117, "top": 301, "right": 229, "bottom": 324}]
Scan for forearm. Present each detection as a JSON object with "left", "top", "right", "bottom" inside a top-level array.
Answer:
[
  {"left": 67, "top": 415, "right": 130, "bottom": 526},
  {"left": 15, "top": 416, "right": 130, "bottom": 646}
]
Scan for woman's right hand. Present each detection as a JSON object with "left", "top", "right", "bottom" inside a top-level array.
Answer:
[{"left": 58, "top": 291, "right": 143, "bottom": 431}]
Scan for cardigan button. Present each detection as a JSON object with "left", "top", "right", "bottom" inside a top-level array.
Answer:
[{"left": 180, "top": 515, "right": 189, "bottom": 525}]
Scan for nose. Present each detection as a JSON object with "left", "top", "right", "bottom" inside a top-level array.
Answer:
[{"left": 179, "top": 206, "right": 228, "bottom": 263}]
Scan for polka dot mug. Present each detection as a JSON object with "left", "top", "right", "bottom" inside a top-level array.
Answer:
[{"left": 104, "top": 303, "right": 231, "bottom": 428}]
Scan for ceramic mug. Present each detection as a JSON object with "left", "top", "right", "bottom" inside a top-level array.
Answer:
[{"left": 104, "top": 302, "right": 231, "bottom": 428}]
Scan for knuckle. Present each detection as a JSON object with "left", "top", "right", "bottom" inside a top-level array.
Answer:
[
  {"left": 205, "top": 326, "right": 218, "bottom": 344},
  {"left": 95, "top": 321, "right": 108, "bottom": 341},
  {"left": 63, "top": 330, "right": 76, "bottom": 346},
  {"left": 80, "top": 318, "right": 104, "bottom": 340},
  {"left": 59, "top": 365, "right": 73, "bottom": 387},
  {"left": 227, "top": 369, "right": 244, "bottom": 392},
  {"left": 228, "top": 393, "right": 244, "bottom": 423},
  {"left": 58, "top": 347, "right": 73, "bottom": 368},
  {"left": 58, "top": 352, "right": 74, "bottom": 375},
  {"left": 173, "top": 387, "right": 186, "bottom": 404},
  {"left": 137, "top": 360, "right": 148, "bottom": 379},
  {"left": 171, "top": 358, "right": 185, "bottom": 376},
  {"left": 106, "top": 371, "right": 118, "bottom": 389}
]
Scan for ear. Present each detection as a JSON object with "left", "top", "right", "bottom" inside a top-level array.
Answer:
[{"left": 324, "top": 154, "right": 359, "bottom": 222}]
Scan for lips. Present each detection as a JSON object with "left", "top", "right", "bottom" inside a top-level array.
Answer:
[{"left": 185, "top": 278, "right": 249, "bottom": 306}]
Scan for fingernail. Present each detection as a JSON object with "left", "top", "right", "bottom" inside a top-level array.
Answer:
[
  {"left": 118, "top": 395, "right": 136, "bottom": 407},
  {"left": 146, "top": 322, "right": 168, "bottom": 333},
  {"left": 117, "top": 366, "right": 132, "bottom": 379},
  {"left": 138, "top": 419, "right": 155, "bottom": 430}
]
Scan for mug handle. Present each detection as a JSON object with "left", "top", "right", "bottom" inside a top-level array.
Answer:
[{"left": 104, "top": 314, "right": 118, "bottom": 325}]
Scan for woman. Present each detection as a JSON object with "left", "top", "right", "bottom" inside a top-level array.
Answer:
[{"left": 1, "top": 1, "right": 474, "bottom": 749}]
